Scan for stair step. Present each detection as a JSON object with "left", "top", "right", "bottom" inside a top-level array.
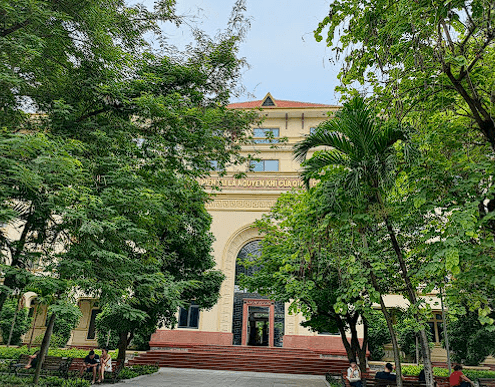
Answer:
[{"left": 131, "top": 343, "right": 350, "bottom": 375}]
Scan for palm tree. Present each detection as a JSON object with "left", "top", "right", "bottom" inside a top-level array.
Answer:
[{"left": 294, "top": 96, "right": 434, "bottom": 387}]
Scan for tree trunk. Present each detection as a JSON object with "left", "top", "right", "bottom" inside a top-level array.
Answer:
[
  {"left": 33, "top": 312, "right": 56, "bottom": 385},
  {"left": 117, "top": 331, "right": 128, "bottom": 362},
  {"left": 382, "top": 216, "right": 434, "bottom": 387},
  {"left": 358, "top": 315, "right": 369, "bottom": 373},
  {"left": 378, "top": 294, "right": 403, "bottom": 387},
  {"left": 349, "top": 313, "right": 368, "bottom": 373}
]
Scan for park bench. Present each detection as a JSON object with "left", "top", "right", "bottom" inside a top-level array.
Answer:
[
  {"left": 69, "top": 357, "right": 124, "bottom": 384},
  {"left": 478, "top": 378, "right": 495, "bottom": 387},
  {"left": 9, "top": 354, "right": 72, "bottom": 379},
  {"left": 364, "top": 378, "right": 428, "bottom": 387},
  {"left": 326, "top": 370, "right": 430, "bottom": 387}
]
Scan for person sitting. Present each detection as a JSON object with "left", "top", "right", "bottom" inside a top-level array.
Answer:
[
  {"left": 79, "top": 350, "right": 99, "bottom": 384},
  {"left": 375, "top": 363, "right": 397, "bottom": 381},
  {"left": 24, "top": 351, "right": 39, "bottom": 369},
  {"left": 347, "top": 359, "right": 363, "bottom": 387},
  {"left": 98, "top": 348, "right": 112, "bottom": 384},
  {"left": 450, "top": 365, "right": 473, "bottom": 387}
]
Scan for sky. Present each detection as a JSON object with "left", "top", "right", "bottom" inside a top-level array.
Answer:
[{"left": 143, "top": 0, "right": 342, "bottom": 105}]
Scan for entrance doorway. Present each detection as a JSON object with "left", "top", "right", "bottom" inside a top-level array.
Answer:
[{"left": 242, "top": 299, "right": 274, "bottom": 347}]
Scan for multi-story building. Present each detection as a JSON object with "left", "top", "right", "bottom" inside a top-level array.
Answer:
[{"left": 9, "top": 93, "right": 460, "bottom": 363}]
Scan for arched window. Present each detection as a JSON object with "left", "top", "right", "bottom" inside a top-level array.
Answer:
[{"left": 235, "top": 240, "right": 262, "bottom": 292}]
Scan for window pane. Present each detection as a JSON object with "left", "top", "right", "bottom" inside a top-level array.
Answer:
[
  {"left": 264, "top": 160, "right": 279, "bottom": 171},
  {"left": 189, "top": 307, "right": 199, "bottom": 328},
  {"left": 435, "top": 313, "right": 442, "bottom": 320},
  {"left": 178, "top": 307, "right": 188, "bottom": 327},
  {"left": 253, "top": 128, "right": 266, "bottom": 137},
  {"left": 253, "top": 128, "right": 279, "bottom": 144},
  {"left": 310, "top": 127, "right": 317, "bottom": 134},
  {"left": 251, "top": 161, "right": 264, "bottom": 172}
]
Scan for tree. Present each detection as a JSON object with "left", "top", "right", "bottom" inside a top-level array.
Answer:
[
  {"left": 0, "top": 298, "right": 31, "bottom": 346},
  {"left": 294, "top": 96, "right": 434, "bottom": 387},
  {"left": 0, "top": 0, "right": 172, "bottom": 128},
  {"left": 2, "top": 0, "right": 257, "bottom": 367},
  {"left": 314, "top": 0, "right": 495, "bottom": 151},
  {"left": 0, "top": 132, "right": 83, "bottom": 313},
  {"left": 240, "top": 188, "right": 370, "bottom": 371},
  {"left": 50, "top": 301, "right": 82, "bottom": 348}
]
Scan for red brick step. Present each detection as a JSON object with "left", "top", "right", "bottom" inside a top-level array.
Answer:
[{"left": 129, "top": 344, "right": 350, "bottom": 375}]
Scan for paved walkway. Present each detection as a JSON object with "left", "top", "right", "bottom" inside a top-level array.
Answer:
[{"left": 113, "top": 367, "right": 329, "bottom": 387}]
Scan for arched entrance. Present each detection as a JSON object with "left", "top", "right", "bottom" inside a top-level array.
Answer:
[{"left": 231, "top": 240, "right": 284, "bottom": 347}]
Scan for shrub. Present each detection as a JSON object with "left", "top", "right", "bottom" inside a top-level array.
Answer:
[
  {"left": 120, "top": 365, "right": 159, "bottom": 379},
  {"left": 130, "top": 330, "right": 152, "bottom": 351},
  {"left": 0, "top": 374, "right": 90, "bottom": 386},
  {"left": 0, "top": 299, "right": 32, "bottom": 346}
]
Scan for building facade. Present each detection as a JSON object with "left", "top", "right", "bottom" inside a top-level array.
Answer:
[
  {"left": 149, "top": 93, "right": 350, "bottom": 352},
  {"left": 8, "top": 93, "right": 460, "bottom": 362}
]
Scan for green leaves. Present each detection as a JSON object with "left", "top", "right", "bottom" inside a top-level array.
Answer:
[{"left": 445, "top": 248, "right": 460, "bottom": 274}]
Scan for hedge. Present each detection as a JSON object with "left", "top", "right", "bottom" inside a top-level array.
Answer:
[
  {"left": 0, "top": 347, "right": 118, "bottom": 360},
  {"left": 402, "top": 365, "right": 495, "bottom": 381}
]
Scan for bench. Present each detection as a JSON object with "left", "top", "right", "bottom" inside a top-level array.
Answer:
[
  {"left": 69, "top": 358, "right": 124, "bottom": 384},
  {"left": 364, "top": 378, "right": 428, "bottom": 387},
  {"left": 478, "top": 379, "right": 495, "bottom": 387},
  {"left": 9, "top": 354, "right": 72, "bottom": 379}
]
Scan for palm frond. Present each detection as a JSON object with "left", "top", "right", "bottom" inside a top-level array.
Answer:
[
  {"left": 294, "top": 121, "right": 355, "bottom": 162},
  {"left": 300, "top": 150, "right": 350, "bottom": 186}
]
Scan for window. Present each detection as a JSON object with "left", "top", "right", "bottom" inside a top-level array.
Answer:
[
  {"left": 178, "top": 304, "right": 199, "bottom": 328},
  {"left": 250, "top": 160, "right": 279, "bottom": 172},
  {"left": 235, "top": 240, "right": 262, "bottom": 292},
  {"left": 253, "top": 128, "right": 279, "bottom": 144},
  {"left": 210, "top": 160, "right": 220, "bottom": 171},
  {"left": 87, "top": 309, "right": 101, "bottom": 340},
  {"left": 428, "top": 313, "right": 444, "bottom": 343},
  {"left": 310, "top": 127, "right": 317, "bottom": 134}
]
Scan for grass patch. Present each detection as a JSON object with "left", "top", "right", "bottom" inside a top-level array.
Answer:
[{"left": 120, "top": 365, "right": 159, "bottom": 379}]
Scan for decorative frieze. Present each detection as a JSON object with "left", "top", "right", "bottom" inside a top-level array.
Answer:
[{"left": 206, "top": 199, "right": 277, "bottom": 211}]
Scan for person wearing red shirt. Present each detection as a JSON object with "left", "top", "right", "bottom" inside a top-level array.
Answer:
[{"left": 450, "top": 365, "right": 473, "bottom": 387}]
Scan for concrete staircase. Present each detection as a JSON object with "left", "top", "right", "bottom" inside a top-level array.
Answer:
[{"left": 128, "top": 344, "right": 350, "bottom": 375}]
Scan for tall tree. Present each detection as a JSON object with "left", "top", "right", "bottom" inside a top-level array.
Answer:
[
  {"left": 315, "top": 0, "right": 495, "bottom": 151},
  {"left": 50, "top": 2, "right": 256, "bottom": 361},
  {"left": 242, "top": 189, "right": 369, "bottom": 371},
  {"left": 294, "top": 96, "right": 434, "bottom": 387},
  {"left": 0, "top": 132, "right": 83, "bottom": 312}
]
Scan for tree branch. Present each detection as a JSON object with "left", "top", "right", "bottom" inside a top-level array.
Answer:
[
  {"left": 76, "top": 108, "right": 109, "bottom": 122},
  {"left": 0, "top": 20, "right": 31, "bottom": 37}
]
